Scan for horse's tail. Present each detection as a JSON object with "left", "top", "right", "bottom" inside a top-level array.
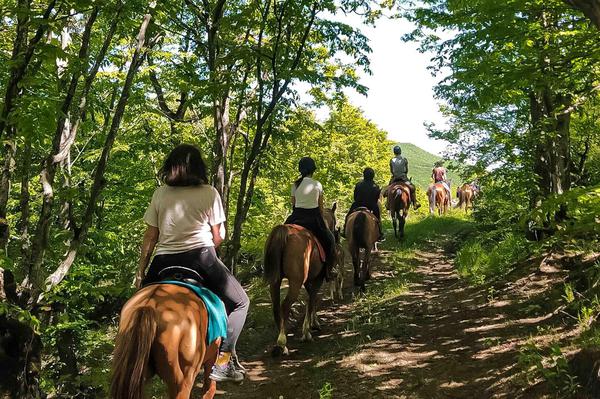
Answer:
[
  {"left": 110, "top": 306, "right": 156, "bottom": 399},
  {"left": 264, "top": 225, "right": 288, "bottom": 284},
  {"left": 353, "top": 211, "right": 368, "bottom": 249}
]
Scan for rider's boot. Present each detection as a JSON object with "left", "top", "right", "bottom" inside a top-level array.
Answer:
[{"left": 210, "top": 352, "right": 244, "bottom": 382}]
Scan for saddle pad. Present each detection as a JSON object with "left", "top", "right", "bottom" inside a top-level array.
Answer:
[
  {"left": 159, "top": 280, "right": 228, "bottom": 345},
  {"left": 286, "top": 224, "right": 326, "bottom": 262}
]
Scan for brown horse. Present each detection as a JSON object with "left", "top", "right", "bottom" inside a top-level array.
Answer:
[
  {"left": 263, "top": 204, "right": 337, "bottom": 356},
  {"left": 111, "top": 284, "right": 220, "bottom": 399},
  {"left": 345, "top": 209, "right": 379, "bottom": 291},
  {"left": 456, "top": 183, "right": 474, "bottom": 212},
  {"left": 386, "top": 183, "right": 411, "bottom": 238},
  {"left": 427, "top": 183, "right": 449, "bottom": 215}
]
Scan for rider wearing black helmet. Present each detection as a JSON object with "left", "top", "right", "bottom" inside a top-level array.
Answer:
[
  {"left": 284, "top": 157, "right": 336, "bottom": 279},
  {"left": 389, "top": 146, "right": 420, "bottom": 209}
]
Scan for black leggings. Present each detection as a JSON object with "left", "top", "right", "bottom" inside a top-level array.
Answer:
[{"left": 143, "top": 247, "right": 249, "bottom": 353}]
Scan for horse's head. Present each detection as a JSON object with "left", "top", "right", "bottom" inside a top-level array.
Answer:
[{"left": 322, "top": 202, "right": 337, "bottom": 234}]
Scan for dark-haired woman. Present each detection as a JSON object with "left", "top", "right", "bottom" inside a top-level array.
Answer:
[
  {"left": 284, "top": 157, "right": 336, "bottom": 279},
  {"left": 136, "top": 144, "right": 249, "bottom": 382}
]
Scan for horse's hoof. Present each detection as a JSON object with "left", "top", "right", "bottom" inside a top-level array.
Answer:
[
  {"left": 271, "top": 345, "right": 289, "bottom": 357},
  {"left": 301, "top": 333, "right": 313, "bottom": 342}
]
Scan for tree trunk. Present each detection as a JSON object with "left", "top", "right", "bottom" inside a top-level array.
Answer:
[
  {"left": 564, "top": 0, "right": 600, "bottom": 29},
  {"left": 0, "top": 0, "right": 57, "bottom": 141},
  {"left": 44, "top": 10, "right": 155, "bottom": 292},
  {"left": 227, "top": 161, "right": 260, "bottom": 272},
  {"left": 211, "top": 96, "right": 231, "bottom": 211},
  {"left": 25, "top": 8, "right": 99, "bottom": 293},
  {"left": 0, "top": 134, "right": 16, "bottom": 251},
  {"left": 17, "top": 139, "right": 32, "bottom": 258},
  {"left": 529, "top": 90, "right": 572, "bottom": 203}
]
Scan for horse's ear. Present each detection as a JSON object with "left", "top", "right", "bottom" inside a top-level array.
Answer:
[{"left": 331, "top": 202, "right": 337, "bottom": 212}]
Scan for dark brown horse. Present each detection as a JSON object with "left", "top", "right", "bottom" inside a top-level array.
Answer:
[
  {"left": 427, "top": 183, "right": 449, "bottom": 215},
  {"left": 456, "top": 183, "right": 474, "bottom": 212},
  {"left": 386, "top": 183, "right": 411, "bottom": 238},
  {"left": 263, "top": 204, "right": 337, "bottom": 356},
  {"left": 345, "top": 210, "right": 379, "bottom": 291},
  {"left": 111, "top": 284, "right": 220, "bottom": 399}
]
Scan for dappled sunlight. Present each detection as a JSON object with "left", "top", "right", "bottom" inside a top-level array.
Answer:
[{"left": 214, "top": 215, "right": 579, "bottom": 398}]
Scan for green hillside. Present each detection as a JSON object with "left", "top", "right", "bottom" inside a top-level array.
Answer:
[{"left": 392, "top": 142, "right": 459, "bottom": 190}]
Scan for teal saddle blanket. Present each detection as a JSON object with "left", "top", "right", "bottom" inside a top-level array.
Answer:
[{"left": 160, "top": 280, "right": 227, "bottom": 345}]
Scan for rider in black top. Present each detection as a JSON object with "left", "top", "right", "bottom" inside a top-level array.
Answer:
[{"left": 343, "top": 168, "right": 384, "bottom": 240}]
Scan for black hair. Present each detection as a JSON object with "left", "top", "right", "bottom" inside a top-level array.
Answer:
[
  {"left": 393, "top": 145, "right": 402, "bottom": 155},
  {"left": 363, "top": 167, "right": 375, "bottom": 181},
  {"left": 294, "top": 157, "right": 317, "bottom": 188},
  {"left": 160, "top": 144, "right": 208, "bottom": 186}
]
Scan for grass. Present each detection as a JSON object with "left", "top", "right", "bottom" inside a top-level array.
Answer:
[{"left": 394, "top": 142, "right": 460, "bottom": 190}]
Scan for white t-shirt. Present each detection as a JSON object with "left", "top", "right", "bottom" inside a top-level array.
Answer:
[
  {"left": 291, "top": 177, "right": 323, "bottom": 209},
  {"left": 143, "top": 185, "right": 226, "bottom": 255}
]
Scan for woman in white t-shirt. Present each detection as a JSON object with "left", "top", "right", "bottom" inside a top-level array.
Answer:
[
  {"left": 284, "top": 157, "right": 336, "bottom": 275},
  {"left": 136, "top": 144, "right": 248, "bottom": 382}
]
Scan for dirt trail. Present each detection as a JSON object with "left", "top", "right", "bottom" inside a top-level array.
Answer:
[{"left": 209, "top": 235, "right": 569, "bottom": 398}]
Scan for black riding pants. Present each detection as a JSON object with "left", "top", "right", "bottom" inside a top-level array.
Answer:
[{"left": 143, "top": 247, "right": 249, "bottom": 353}]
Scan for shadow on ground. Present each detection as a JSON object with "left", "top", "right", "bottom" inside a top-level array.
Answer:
[{"left": 190, "top": 215, "right": 575, "bottom": 398}]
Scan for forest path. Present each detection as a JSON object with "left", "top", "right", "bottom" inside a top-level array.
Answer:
[{"left": 208, "top": 216, "right": 568, "bottom": 398}]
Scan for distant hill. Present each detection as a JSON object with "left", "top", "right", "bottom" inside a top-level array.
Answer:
[{"left": 392, "top": 143, "right": 459, "bottom": 190}]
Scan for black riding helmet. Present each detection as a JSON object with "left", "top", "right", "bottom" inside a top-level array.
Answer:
[
  {"left": 393, "top": 145, "right": 401, "bottom": 155},
  {"left": 298, "top": 157, "right": 317, "bottom": 176}
]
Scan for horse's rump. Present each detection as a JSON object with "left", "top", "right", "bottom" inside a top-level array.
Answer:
[
  {"left": 264, "top": 225, "right": 290, "bottom": 285},
  {"left": 347, "top": 211, "right": 378, "bottom": 249},
  {"left": 111, "top": 284, "right": 209, "bottom": 399},
  {"left": 387, "top": 183, "right": 410, "bottom": 212},
  {"left": 264, "top": 225, "right": 322, "bottom": 285}
]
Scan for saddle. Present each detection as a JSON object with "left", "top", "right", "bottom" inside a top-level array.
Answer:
[
  {"left": 286, "top": 224, "right": 326, "bottom": 262},
  {"left": 157, "top": 265, "right": 204, "bottom": 286},
  {"left": 144, "top": 267, "right": 227, "bottom": 345},
  {"left": 350, "top": 207, "right": 380, "bottom": 224}
]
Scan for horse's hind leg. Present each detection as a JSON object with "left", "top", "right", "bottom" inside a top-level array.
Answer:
[
  {"left": 364, "top": 249, "right": 372, "bottom": 282},
  {"left": 304, "top": 278, "right": 324, "bottom": 338},
  {"left": 201, "top": 341, "right": 219, "bottom": 399},
  {"left": 274, "top": 279, "right": 302, "bottom": 356}
]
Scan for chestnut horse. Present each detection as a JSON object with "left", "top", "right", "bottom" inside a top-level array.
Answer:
[
  {"left": 427, "top": 183, "right": 449, "bottom": 215},
  {"left": 456, "top": 183, "right": 474, "bottom": 212},
  {"left": 263, "top": 204, "right": 337, "bottom": 356},
  {"left": 111, "top": 284, "right": 219, "bottom": 399},
  {"left": 345, "top": 209, "right": 379, "bottom": 291},
  {"left": 386, "top": 182, "right": 411, "bottom": 238}
]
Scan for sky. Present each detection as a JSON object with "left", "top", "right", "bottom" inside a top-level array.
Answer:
[{"left": 326, "top": 14, "right": 450, "bottom": 155}]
